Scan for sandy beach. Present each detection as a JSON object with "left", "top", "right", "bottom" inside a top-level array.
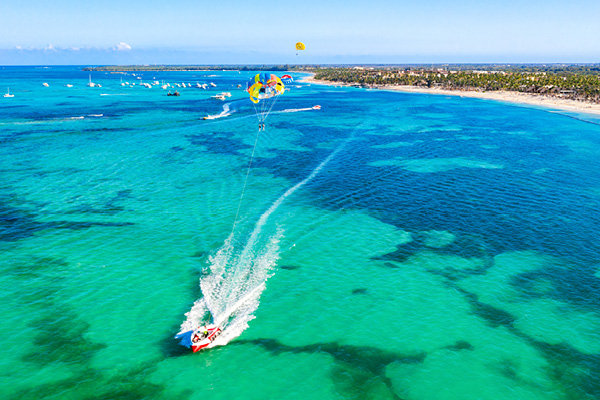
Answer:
[{"left": 301, "top": 74, "right": 600, "bottom": 117}]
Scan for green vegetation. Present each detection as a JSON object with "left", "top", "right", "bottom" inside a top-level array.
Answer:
[{"left": 314, "top": 65, "right": 600, "bottom": 103}]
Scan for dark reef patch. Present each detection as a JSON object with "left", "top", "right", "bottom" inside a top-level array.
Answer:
[
  {"left": 187, "top": 132, "right": 253, "bottom": 157},
  {"left": 22, "top": 306, "right": 106, "bottom": 366},
  {"left": 6, "top": 253, "right": 172, "bottom": 400},
  {"left": 352, "top": 288, "right": 368, "bottom": 295},
  {"left": 451, "top": 283, "right": 517, "bottom": 328},
  {"left": 64, "top": 189, "right": 133, "bottom": 216},
  {"left": 444, "top": 340, "right": 474, "bottom": 351},
  {"left": 373, "top": 240, "right": 422, "bottom": 264},
  {"left": 279, "top": 265, "right": 301, "bottom": 270},
  {"left": 511, "top": 265, "right": 600, "bottom": 313},
  {"left": 1, "top": 192, "right": 135, "bottom": 243},
  {"left": 235, "top": 338, "right": 426, "bottom": 399}
]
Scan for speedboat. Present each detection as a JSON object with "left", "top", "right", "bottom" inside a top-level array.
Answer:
[
  {"left": 43, "top": 82, "right": 49, "bottom": 87},
  {"left": 4, "top": 88, "right": 14, "bottom": 98},
  {"left": 175, "top": 324, "right": 222, "bottom": 352},
  {"left": 312, "top": 105, "right": 321, "bottom": 110},
  {"left": 210, "top": 94, "right": 226, "bottom": 100}
]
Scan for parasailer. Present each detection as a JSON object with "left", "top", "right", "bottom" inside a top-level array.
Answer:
[
  {"left": 295, "top": 42, "right": 305, "bottom": 55},
  {"left": 245, "top": 73, "right": 285, "bottom": 130}
]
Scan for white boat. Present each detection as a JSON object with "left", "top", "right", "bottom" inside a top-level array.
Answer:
[
  {"left": 210, "top": 94, "right": 226, "bottom": 100},
  {"left": 210, "top": 82, "right": 217, "bottom": 87},
  {"left": 4, "top": 88, "right": 14, "bottom": 98},
  {"left": 87, "top": 74, "right": 96, "bottom": 87},
  {"left": 221, "top": 92, "right": 232, "bottom": 97},
  {"left": 65, "top": 84, "right": 73, "bottom": 88},
  {"left": 42, "top": 82, "right": 49, "bottom": 87}
]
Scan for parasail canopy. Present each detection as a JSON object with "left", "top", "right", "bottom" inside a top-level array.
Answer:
[
  {"left": 295, "top": 42, "right": 306, "bottom": 51},
  {"left": 245, "top": 73, "right": 286, "bottom": 123}
]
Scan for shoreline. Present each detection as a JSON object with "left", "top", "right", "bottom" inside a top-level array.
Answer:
[{"left": 300, "top": 74, "right": 600, "bottom": 117}]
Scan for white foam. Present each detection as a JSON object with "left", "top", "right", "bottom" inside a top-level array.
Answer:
[{"left": 180, "top": 140, "right": 347, "bottom": 347}]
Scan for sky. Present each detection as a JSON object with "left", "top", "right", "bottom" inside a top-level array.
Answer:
[{"left": 0, "top": 0, "right": 599, "bottom": 65}]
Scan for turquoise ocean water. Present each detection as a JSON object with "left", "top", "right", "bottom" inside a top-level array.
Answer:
[{"left": 1, "top": 66, "right": 600, "bottom": 399}]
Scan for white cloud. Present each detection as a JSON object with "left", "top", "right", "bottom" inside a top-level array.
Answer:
[
  {"left": 44, "top": 43, "right": 57, "bottom": 52},
  {"left": 114, "top": 42, "right": 132, "bottom": 51}
]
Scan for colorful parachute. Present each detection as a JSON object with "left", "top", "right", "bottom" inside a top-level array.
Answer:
[
  {"left": 245, "top": 73, "right": 286, "bottom": 124},
  {"left": 295, "top": 42, "right": 306, "bottom": 51},
  {"left": 281, "top": 74, "right": 293, "bottom": 84}
]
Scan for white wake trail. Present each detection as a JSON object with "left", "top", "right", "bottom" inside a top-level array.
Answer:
[{"left": 180, "top": 141, "right": 347, "bottom": 347}]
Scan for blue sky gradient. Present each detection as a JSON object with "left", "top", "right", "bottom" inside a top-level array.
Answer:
[{"left": 1, "top": 0, "right": 599, "bottom": 65}]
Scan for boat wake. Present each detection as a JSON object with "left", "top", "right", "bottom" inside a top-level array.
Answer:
[
  {"left": 179, "top": 140, "right": 345, "bottom": 348},
  {"left": 203, "top": 102, "right": 236, "bottom": 120},
  {"left": 279, "top": 105, "right": 321, "bottom": 113}
]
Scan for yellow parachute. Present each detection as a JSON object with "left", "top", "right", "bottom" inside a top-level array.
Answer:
[{"left": 295, "top": 42, "right": 306, "bottom": 51}]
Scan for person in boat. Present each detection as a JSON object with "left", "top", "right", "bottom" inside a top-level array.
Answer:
[{"left": 192, "top": 327, "right": 209, "bottom": 343}]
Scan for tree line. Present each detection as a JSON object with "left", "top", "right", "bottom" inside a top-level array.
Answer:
[{"left": 314, "top": 67, "right": 600, "bottom": 102}]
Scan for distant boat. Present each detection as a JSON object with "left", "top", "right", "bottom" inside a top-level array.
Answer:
[
  {"left": 42, "top": 82, "right": 49, "bottom": 87},
  {"left": 87, "top": 74, "right": 96, "bottom": 87},
  {"left": 4, "top": 88, "right": 14, "bottom": 98},
  {"left": 210, "top": 94, "right": 226, "bottom": 100},
  {"left": 210, "top": 82, "right": 217, "bottom": 87},
  {"left": 65, "top": 84, "right": 73, "bottom": 88},
  {"left": 167, "top": 91, "right": 180, "bottom": 97}
]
